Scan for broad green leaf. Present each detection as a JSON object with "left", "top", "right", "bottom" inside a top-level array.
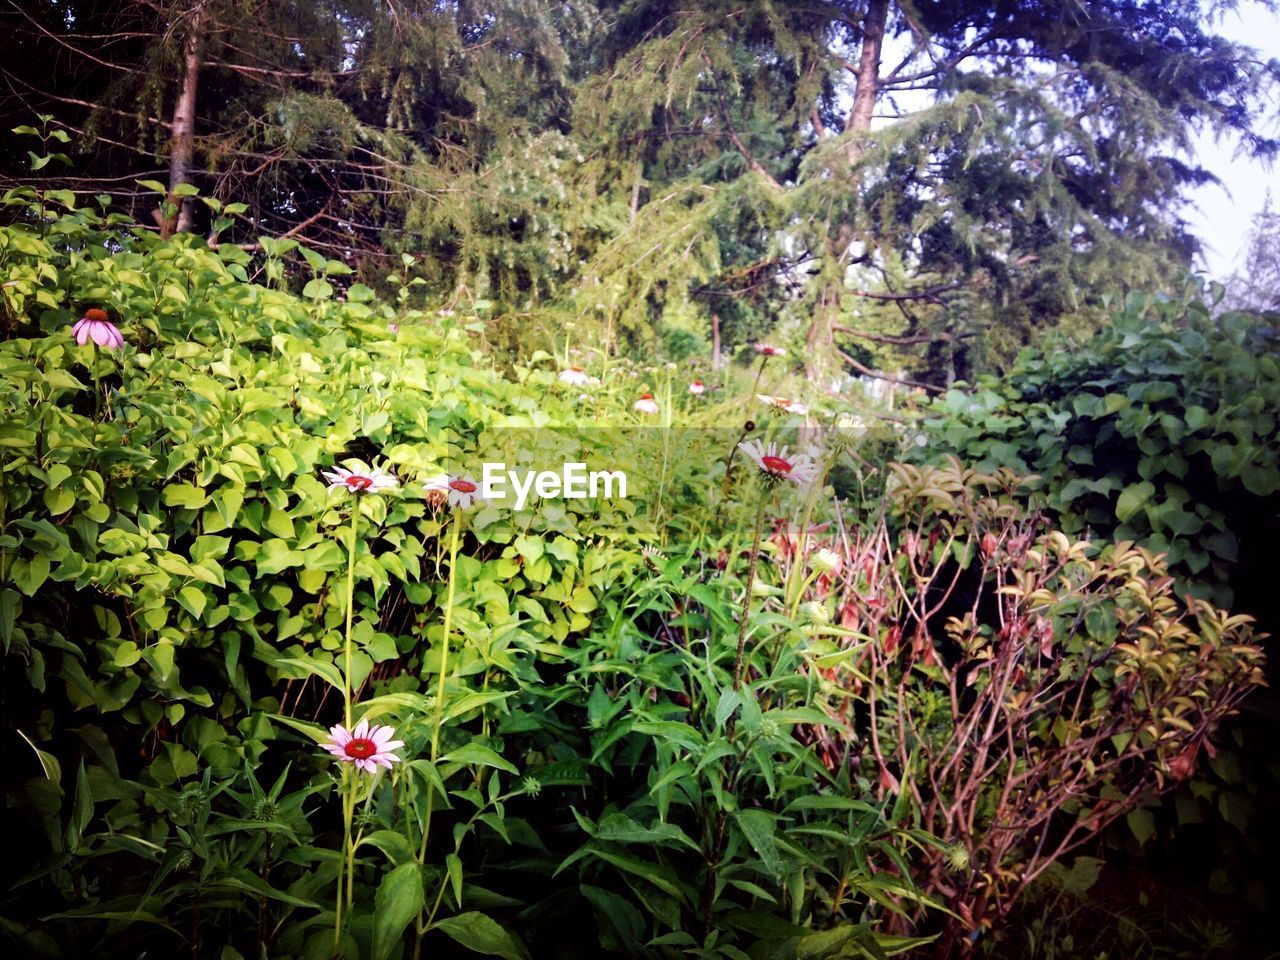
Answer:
[{"left": 432, "top": 911, "right": 530, "bottom": 960}]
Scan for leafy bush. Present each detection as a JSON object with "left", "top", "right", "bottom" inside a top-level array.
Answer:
[
  {"left": 792, "top": 460, "right": 1263, "bottom": 954},
  {"left": 0, "top": 203, "right": 1267, "bottom": 960},
  {"left": 917, "top": 287, "right": 1280, "bottom": 611}
]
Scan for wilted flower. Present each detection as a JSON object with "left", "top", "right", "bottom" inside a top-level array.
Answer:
[
  {"left": 634, "top": 393, "right": 659, "bottom": 414},
  {"left": 737, "top": 439, "right": 819, "bottom": 485},
  {"left": 835, "top": 412, "right": 867, "bottom": 436},
  {"left": 688, "top": 380, "right": 706, "bottom": 396},
  {"left": 800, "top": 600, "right": 830, "bottom": 625},
  {"left": 559, "top": 366, "right": 591, "bottom": 387},
  {"left": 322, "top": 466, "right": 399, "bottom": 494},
  {"left": 813, "top": 548, "right": 843, "bottom": 575},
  {"left": 757, "top": 394, "right": 808, "bottom": 416},
  {"left": 754, "top": 343, "right": 785, "bottom": 357},
  {"left": 72, "top": 308, "right": 125, "bottom": 349},
  {"left": 322, "top": 719, "right": 405, "bottom": 773},
  {"left": 424, "top": 473, "right": 485, "bottom": 509}
]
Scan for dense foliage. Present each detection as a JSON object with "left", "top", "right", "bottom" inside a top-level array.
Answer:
[
  {"left": 0, "top": 193, "right": 1269, "bottom": 959},
  {"left": 3, "top": 2, "right": 1277, "bottom": 380},
  {"left": 916, "top": 287, "right": 1280, "bottom": 612}
]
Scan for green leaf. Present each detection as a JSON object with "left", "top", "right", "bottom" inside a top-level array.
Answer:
[
  {"left": 359, "top": 830, "right": 417, "bottom": 867},
  {"left": 114, "top": 641, "right": 142, "bottom": 668},
  {"left": 1126, "top": 807, "right": 1155, "bottom": 847},
  {"left": 441, "top": 743, "right": 518, "bottom": 774},
  {"left": 302, "top": 277, "right": 334, "bottom": 301},
  {"left": 432, "top": 911, "right": 531, "bottom": 960},
  {"left": 1115, "top": 481, "right": 1154, "bottom": 522},
  {"left": 11, "top": 554, "right": 51, "bottom": 596},
  {"left": 177, "top": 586, "right": 208, "bottom": 620},
  {"left": 275, "top": 656, "right": 345, "bottom": 691},
  {"left": 17, "top": 729, "right": 61, "bottom": 785},
  {"left": 733, "top": 808, "right": 784, "bottom": 878},
  {"left": 371, "top": 863, "right": 424, "bottom": 960}
]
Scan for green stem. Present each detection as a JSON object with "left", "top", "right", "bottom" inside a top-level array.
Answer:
[
  {"left": 344, "top": 503, "right": 360, "bottom": 727},
  {"left": 333, "top": 501, "right": 361, "bottom": 955},
  {"left": 430, "top": 514, "right": 461, "bottom": 761},
  {"left": 333, "top": 768, "right": 350, "bottom": 956},
  {"left": 92, "top": 344, "right": 101, "bottom": 421},
  {"left": 414, "top": 513, "right": 462, "bottom": 958},
  {"left": 733, "top": 491, "right": 770, "bottom": 691}
]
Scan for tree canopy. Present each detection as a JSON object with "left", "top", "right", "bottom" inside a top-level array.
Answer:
[{"left": 2, "top": 0, "right": 1277, "bottom": 380}]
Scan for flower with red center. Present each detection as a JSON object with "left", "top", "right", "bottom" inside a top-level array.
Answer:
[
  {"left": 322, "top": 719, "right": 405, "bottom": 773},
  {"left": 72, "top": 308, "right": 125, "bottom": 350},
  {"left": 322, "top": 465, "right": 399, "bottom": 495},
  {"left": 559, "top": 366, "right": 591, "bottom": 387},
  {"left": 756, "top": 394, "right": 808, "bottom": 416},
  {"left": 688, "top": 380, "right": 705, "bottom": 396},
  {"left": 738, "top": 439, "right": 819, "bottom": 485},
  {"left": 754, "top": 343, "right": 785, "bottom": 357},
  {"left": 425, "top": 472, "right": 485, "bottom": 509},
  {"left": 634, "top": 393, "right": 659, "bottom": 414}
]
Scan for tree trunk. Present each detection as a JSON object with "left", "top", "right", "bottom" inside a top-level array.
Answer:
[
  {"left": 162, "top": 3, "right": 209, "bottom": 238},
  {"left": 710, "top": 312, "right": 722, "bottom": 370},
  {"left": 806, "top": 0, "right": 891, "bottom": 378},
  {"left": 845, "top": 0, "right": 889, "bottom": 141}
]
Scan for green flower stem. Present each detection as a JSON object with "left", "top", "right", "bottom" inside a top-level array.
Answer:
[
  {"left": 748, "top": 353, "right": 769, "bottom": 397},
  {"left": 414, "top": 512, "right": 462, "bottom": 958},
  {"left": 343, "top": 502, "right": 360, "bottom": 727},
  {"left": 429, "top": 512, "right": 461, "bottom": 762},
  {"left": 733, "top": 490, "right": 770, "bottom": 691},
  {"left": 91, "top": 344, "right": 101, "bottom": 421},
  {"left": 333, "top": 498, "right": 362, "bottom": 954},
  {"left": 785, "top": 485, "right": 823, "bottom": 621}
]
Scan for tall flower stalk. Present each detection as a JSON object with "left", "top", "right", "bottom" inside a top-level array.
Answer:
[
  {"left": 732, "top": 440, "right": 819, "bottom": 689},
  {"left": 733, "top": 491, "right": 770, "bottom": 691},
  {"left": 320, "top": 464, "right": 398, "bottom": 955},
  {"left": 413, "top": 474, "right": 479, "bottom": 960}
]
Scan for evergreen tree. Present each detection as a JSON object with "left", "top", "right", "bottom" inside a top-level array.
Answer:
[{"left": 2, "top": 0, "right": 1275, "bottom": 380}]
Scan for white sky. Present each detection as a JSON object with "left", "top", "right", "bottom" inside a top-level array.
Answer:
[{"left": 1188, "top": 3, "right": 1280, "bottom": 278}]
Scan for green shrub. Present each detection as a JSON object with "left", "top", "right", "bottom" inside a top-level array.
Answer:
[{"left": 917, "top": 286, "right": 1280, "bottom": 610}]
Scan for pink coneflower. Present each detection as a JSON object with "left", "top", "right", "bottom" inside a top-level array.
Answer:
[
  {"left": 634, "top": 393, "right": 659, "bottom": 414},
  {"left": 72, "top": 308, "right": 125, "bottom": 349},
  {"left": 425, "top": 473, "right": 485, "bottom": 509},
  {"left": 322, "top": 719, "right": 405, "bottom": 773},
  {"left": 737, "top": 439, "right": 819, "bottom": 485},
  {"left": 754, "top": 343, "right": 785, "bottom": 357},
  {"left": 559, "top": 366, "right": 591, "bottom": 387},
  {"left": 756, "top": 394, "right": 808, "bottom": 416},
  {"left": 688, "top": 380, "right": 705, "bottom": 396},
  {"left": 322, "top": 466, "right": 399, "bottom": 494},
  {"left": 389, "top": 322, "right": 399, "bottom": 333}
]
